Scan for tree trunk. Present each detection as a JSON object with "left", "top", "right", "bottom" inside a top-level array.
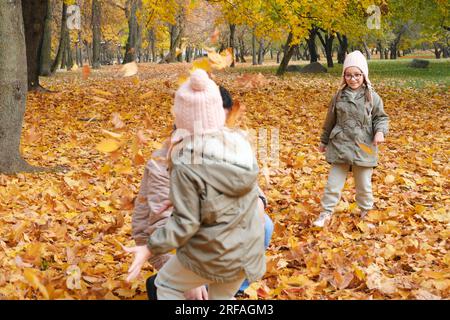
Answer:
[
  {"left": 77, "top": 31, "right": 83, "bottom": 66},
  {"left": 84, "top": 40, "right": 92, "bottom": 65},
  {"left": 362, "top": 41, "right": 371, "bottom": 60},
  {"left": 185, "top": 45, "right": 192, "bottom": 62},
  {"left": 22, "top": 0, "right": 48, "bottom": 91},
  {"left": 276, "top": 32, "right": 297, "bottom": 76},
  {"left": 377, "top": 40, "right": 383, "bottom": 59},
  {"left": 389, "top": 43, "right": 398, "bottom": 59},
  {"left": 258, "top": 38, "right": 264, "bottom": 65},
  {"left": 307, "top": 27, "right": 319, "bottom": 63},
  {"left": 252, "top": 30, "right": 257, "bottom": 65},
  {"left": 149, "top": 28, "right": 156, "bottom": 62},
  {"left": 64, "top": 31, "right": 73, "bottom": 70},
  {"left": 51, "top": 3, "right": 68, "bottom": 73},
  {"left": 0, "top": 0, "right": 39, "bottom": 173},
  {"left": 389, "top": 25, "right": 406, "bottom": 60},
  {"left": 124, "top": 0, "right": 139, "bottom": 63},
  {"left": 117, "top": 45, "right": 122, "bottom": 64},
  {"left": 433, "top": 42, "right": 442, "bottom": 59},
  {"left": 176, "top": 39, "right": 183, "bottom": 62},
  {"left": 303, "top": 43, "right": 310, "bottom": 60},
  {"left": 92, "top": 0, "right": 101, "bottom": 68},
  {"left": 443, "top": 45, "right": 449, "bottom": 58},
  {"left": 162, "top": 16, "right": 184, "bottom": 64},
  {"left": 229, "top": 24, "right": 236, "bottom": 67},
  {"left": 238, "top": 37, "right": 246, "bottom": 62},
  {"left": 74, "top": 41, "right": 80, "bottom": 66},
  {"left": 40, "top": 0, "right": 52, "bottom": 76},
  {"left": 317, "top": 30, "right": 334, "bottom": 67},
  {"left": 336, "top": 33, "right": 348, "bottom": 64}
]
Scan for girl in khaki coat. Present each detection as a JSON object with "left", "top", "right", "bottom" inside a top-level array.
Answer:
[{"left": 314, "top": 51, "right": 389, "bottom": 227}]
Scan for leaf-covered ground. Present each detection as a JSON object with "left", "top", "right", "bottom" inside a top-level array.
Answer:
[{"left": 0, "top": 63, "right": 448, "bottom": 300}]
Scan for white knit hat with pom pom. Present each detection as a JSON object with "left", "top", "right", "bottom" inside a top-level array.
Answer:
[
  {"left": 340, "top": 50, "right": 373, "bottom": 90},
  {"left": 173, "top": 69, "right": 225, "bottom": 135}
]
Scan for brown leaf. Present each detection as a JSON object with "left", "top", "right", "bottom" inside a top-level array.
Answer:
[{"left": 226, "top": 100, "right": 246, "bottom": 127}]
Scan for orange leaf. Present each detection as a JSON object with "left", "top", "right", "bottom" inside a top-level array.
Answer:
[
  {"left": 23, "top": 126, "right": 41, "bottom": 144},
  {"left": 210, "top": 28, "right": 220, "bottom": 44},
  {"left": 82, "top": 65, "right": 91, "bottom": 80},
  {"left": 235, "top": 73, "right": 268, "bottom": 89},
  {"left": 358, "top": 143, "right": 374, "bottom": 155},
  {"left": 133, "top": 150, "right": 145, "bottom": 165}
]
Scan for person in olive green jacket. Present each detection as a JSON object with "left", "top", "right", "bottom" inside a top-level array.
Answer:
[
  {"left": 314, "top": 51, "right": 389, "bottom": 227},
  {"left": 124, "top": 69, "right": 265, "bottom": 300}
]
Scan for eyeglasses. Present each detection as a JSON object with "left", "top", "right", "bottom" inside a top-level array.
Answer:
[{"left": 344, "top": 73, "right": 363, "bottom": 80}]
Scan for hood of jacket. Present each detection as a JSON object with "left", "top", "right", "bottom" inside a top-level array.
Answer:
[{"left": 170, "top": 128, "right": 259, "bottom": 198}]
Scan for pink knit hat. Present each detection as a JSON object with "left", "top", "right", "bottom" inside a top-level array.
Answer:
[
  {"left": 340, "top": 50, "right": 372, "bottom": 89},
  {"left": 173, "top": 69, "right": 225, "bottom": 136}
]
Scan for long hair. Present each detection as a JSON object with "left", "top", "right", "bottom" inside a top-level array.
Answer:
[{"left": 336, "top": 75, "right": 373, "bottom": 106}]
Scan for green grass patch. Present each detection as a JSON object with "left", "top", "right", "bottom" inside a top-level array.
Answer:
[{"left": 228, "top": 58, "right": 450, "bottom": 89}]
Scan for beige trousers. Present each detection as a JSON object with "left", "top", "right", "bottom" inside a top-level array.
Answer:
[
  {"left": 155, "top": 255, "right": 246, "bottom": 300},
  {"left": 321, "top": 164, "right": 374, "bottom": 213}
]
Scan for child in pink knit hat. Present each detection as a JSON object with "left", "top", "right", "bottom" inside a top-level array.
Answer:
[
  {"left": 126, "top": 69, "right": 266, "bottom": 300},
  {"left": 314, "top": 51, "right": 389, "bottom": 227},
  {"left": 130, "top": 75, "right": 273, "bottom": 299}
]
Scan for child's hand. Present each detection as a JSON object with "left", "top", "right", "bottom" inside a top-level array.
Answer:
[
  {"left": 318, "top": 144, "right": 327, "bottom": 153},
  {"left": 373, "top": 132, "right": 385, "bottom": 146},
  {"left": 124, "top": 245, "right": 152, "bottom": 282},
  {"left": 184, "top": 286, "right": 209, "bottom": 300}
]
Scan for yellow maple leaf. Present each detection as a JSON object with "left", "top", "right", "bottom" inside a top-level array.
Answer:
[
  {"left": 208, "top": 48, "right": 232, "bottom": 70},
  {"left": 244, "top": 282, "right": 260, "bottom": 300},
  {"left": 23, "top": 268, "right": 50, "bottom": 299},
  {"left": 96, "top": 139, "right": 120, "bottom": 153},
  {"left": 177, "top": 74, "right": 189, "bottom": 86},
  {"left": 92, "top": 89, "right": 113, "bottom": 96},
  {"left": 192, "top": 58, "right": 211, "bottom": 72}
]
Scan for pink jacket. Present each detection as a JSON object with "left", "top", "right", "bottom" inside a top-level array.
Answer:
[{"left": 131, "top": 139, "right": 173, "bottom": 269}]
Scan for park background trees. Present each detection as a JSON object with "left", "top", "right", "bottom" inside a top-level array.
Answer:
[
  {"left": 19, "top": 0, "right": 450, "bottom": 75},
  {"left": 0, "top": 0, "right": 449, "bottom": 174}
]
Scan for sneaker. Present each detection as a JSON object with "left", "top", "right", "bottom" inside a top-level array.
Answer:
[
  {"left": 313, "top": 212, "right": 332, "bottom": 227},
  {"left": 146, "top": 274, "right": 158, "bottom": 300}
]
